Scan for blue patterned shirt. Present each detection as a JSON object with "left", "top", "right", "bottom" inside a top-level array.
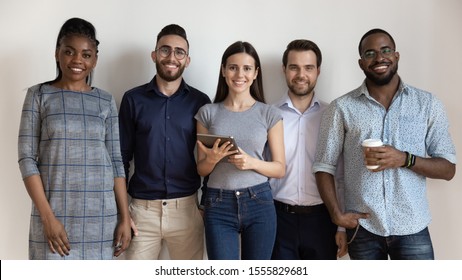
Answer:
[{"left": 313, "top": 80, "right": 456, "bottom": 236}]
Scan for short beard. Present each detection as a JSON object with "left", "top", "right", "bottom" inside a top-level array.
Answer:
[
  {"left": 365, "top": 64, "right": 398, "bottom": 86},
  {"left": 156, "top": 62, "right": 185, "bottom": 82},
  {"left": 288, "top": 82, "right": 315, "bottom": 97}
]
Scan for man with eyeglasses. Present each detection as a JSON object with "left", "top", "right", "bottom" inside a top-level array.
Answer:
[
  {"left": 313, "top": 28, "right": 456, "bottom": 260},
  {"left": 119, "top": 24, "right": 210, "bottom": 260}
]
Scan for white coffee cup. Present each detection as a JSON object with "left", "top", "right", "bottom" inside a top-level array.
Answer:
[{"left": 361, "top": 138, "right": 383, "bottom": 170}]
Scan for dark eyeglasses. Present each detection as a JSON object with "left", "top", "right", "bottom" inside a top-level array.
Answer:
[
  {"left": 155, "top": 46, "right": 188, "bottom": 60},
  {"left": 361, "top": 47, "right": 395, "bottom": 60}
]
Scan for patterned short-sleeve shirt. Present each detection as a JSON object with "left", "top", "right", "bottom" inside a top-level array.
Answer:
[{"left": 313, "top": 80, "right": 456, "bottom": 236}]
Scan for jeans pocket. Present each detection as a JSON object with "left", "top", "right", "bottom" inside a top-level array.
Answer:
[
  {"left": 251, "top": 188, "right": 274, "bottom": 205},
  {"left": 204, "top": 193, "right": 221, "bottom": 209}
]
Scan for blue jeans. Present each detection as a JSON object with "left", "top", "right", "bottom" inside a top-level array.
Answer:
[
  {"left": 204, "top": 182, "right": 276, "bottom": 260},
  {"left": 347, "top": 226, "right": 434, "bottom": 260}
]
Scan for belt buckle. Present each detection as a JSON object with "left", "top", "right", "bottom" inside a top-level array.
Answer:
[{"left": 286, "top": 204, "right": 296, "bottom": 214}]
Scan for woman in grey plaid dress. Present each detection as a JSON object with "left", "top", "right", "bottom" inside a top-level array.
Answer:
[{"left": 17, "top": 18, "right": 131, "bottom": 259}]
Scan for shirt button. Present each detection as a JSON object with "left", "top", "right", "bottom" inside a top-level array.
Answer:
[{"left": 162, "top": 202, "right": 167, "bottom": 206}]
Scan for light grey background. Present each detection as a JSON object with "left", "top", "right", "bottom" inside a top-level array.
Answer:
[{"left": 1, "top": 0, "right": 460, "bottom": 259}]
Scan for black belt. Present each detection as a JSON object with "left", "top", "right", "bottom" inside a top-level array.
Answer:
[{"left": 274, "top": 200, "right": 327, "bottom": 215}]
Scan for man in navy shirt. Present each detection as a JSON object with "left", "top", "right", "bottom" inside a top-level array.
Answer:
[{"left": 119, "top": 24, "right": 210, "bottom": 259}]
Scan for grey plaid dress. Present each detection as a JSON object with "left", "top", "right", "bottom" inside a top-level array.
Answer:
[{"left": 18, "top": 84, "right": 125, "bottom": 259}]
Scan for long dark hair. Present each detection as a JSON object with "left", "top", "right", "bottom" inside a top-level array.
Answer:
[
  {"left": 45, "top": 17, "right": 99, "bottom": 86},
  {"left": 213, "top": 41, "right": 265, "bottom": 103}
]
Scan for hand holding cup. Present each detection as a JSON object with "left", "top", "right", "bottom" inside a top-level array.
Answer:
[{"left": 362, "top": 139, "right": 383, "bottom": 170}]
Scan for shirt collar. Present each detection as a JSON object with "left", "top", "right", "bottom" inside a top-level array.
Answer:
[
  {"left": 355, "top": 78, "right": 409, "bottom": 98},
  {"left": 276, "top": 91, "right": 321, "bottom": 113},
  {"left": 146, "top": 76, "right": 190, "bottom": 97}
]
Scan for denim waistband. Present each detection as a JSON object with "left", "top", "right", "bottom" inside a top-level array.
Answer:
[{"left": 206, "top": 181, "right": 271, "bottom": 198}]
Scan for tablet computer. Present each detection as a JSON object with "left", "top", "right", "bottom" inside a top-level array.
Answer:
[{"left": 197, "top": 133, "right": 239, "bottom": 153}]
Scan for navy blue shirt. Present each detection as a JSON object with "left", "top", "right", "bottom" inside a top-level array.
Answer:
[{"left": 119, "top": 77, "right": 211, "bottom": 199}]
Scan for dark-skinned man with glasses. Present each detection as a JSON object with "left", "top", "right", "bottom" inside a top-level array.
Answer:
[
  {"left": 119, "top": 24, "right": 210, "bottom": 259},
  {"left": 313, "top": 28, "right": 456, "bottom": 260}
]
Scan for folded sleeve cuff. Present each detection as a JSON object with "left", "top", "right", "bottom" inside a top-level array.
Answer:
[{"left": 312, "top": 162, "right": 337, "bottom": 175}]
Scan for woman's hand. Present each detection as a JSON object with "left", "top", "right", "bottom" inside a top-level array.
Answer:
[
  {"left": 24, "top": 175, "right": 71, "bottom": 256},
  {"left": 197, "top": 138, "right": 239, "bottom": 165},
  {"left": 113, "top": 217, "right": 131, "bottom": 257},
  {"left": 43, "top": 215, "right": 71, "bottom": 256},
  {"left": 227, "top": 148, "right": 255, "bottom": 170}
]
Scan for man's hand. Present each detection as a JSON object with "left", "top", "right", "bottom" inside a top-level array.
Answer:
[
  {"left": 333, "top": 211, "right": 369, "bottom": 229},
  {"left": 364, "top": 145, "right": 407, "bottom": 172},
  {"left": 335, "top": 231, "right": 348, "bottom": 258}
]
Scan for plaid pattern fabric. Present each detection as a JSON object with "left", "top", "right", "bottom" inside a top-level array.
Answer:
[{"left": 18, "top": 84, "right": 125, "bottom": 259}]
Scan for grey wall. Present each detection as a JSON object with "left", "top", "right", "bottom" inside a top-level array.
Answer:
[{"left": 1, "top": 0, "right": 461, "bottom": 259}]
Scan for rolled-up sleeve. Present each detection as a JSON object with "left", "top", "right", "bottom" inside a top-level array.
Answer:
[
  {"left": 426, "top": 97, "right": 457, "bottom": 164},
  {"left": 312, "top": 101, "right": 344, "bottom": 175}
]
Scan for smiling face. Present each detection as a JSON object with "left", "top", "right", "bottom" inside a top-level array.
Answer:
[
  {"left": 55, "top": 35, "right": 98, "bottom": 85},
  {"left": 358, "top": 33, "right": 399, "bottom": 86},
  {"left": 152, "top": 34, "right": 190, "bottom": 82},
  {"left": 221, "top": 52, "right": 258, "bottom": 95},
  {"left": 284, "top": 50, "right": 320, "bottom": 97}
]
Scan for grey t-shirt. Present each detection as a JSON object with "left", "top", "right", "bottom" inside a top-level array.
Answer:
[{"left": 195, "top": 101, "right": 282, "bottom": 190}]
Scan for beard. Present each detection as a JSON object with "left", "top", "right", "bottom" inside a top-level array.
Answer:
[
  {"left": 364, "top": 63, "right": 398, "bottom": 86},
  {"left": 288, "top": 80, "right": 316, "bottom": 96},
  {"left": 155, "top": 61, "right": 186, "bottom": 82}
]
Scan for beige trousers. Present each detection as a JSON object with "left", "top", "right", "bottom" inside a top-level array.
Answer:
[{"left": 125, "top": 193, "right": 204, "bottom": 260}]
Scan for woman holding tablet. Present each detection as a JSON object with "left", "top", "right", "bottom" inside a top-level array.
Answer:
[{"left": 195, "top": 41, "right": 285, "bottom": 260}]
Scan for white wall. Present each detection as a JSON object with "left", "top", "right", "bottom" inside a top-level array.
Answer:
[{"left": 1, "top": 0, "right": 460, "bottom": 260}]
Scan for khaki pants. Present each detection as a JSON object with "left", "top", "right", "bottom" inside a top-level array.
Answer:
[{"left": 125, "top": 193, "right": 204, "bottom": 260}]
